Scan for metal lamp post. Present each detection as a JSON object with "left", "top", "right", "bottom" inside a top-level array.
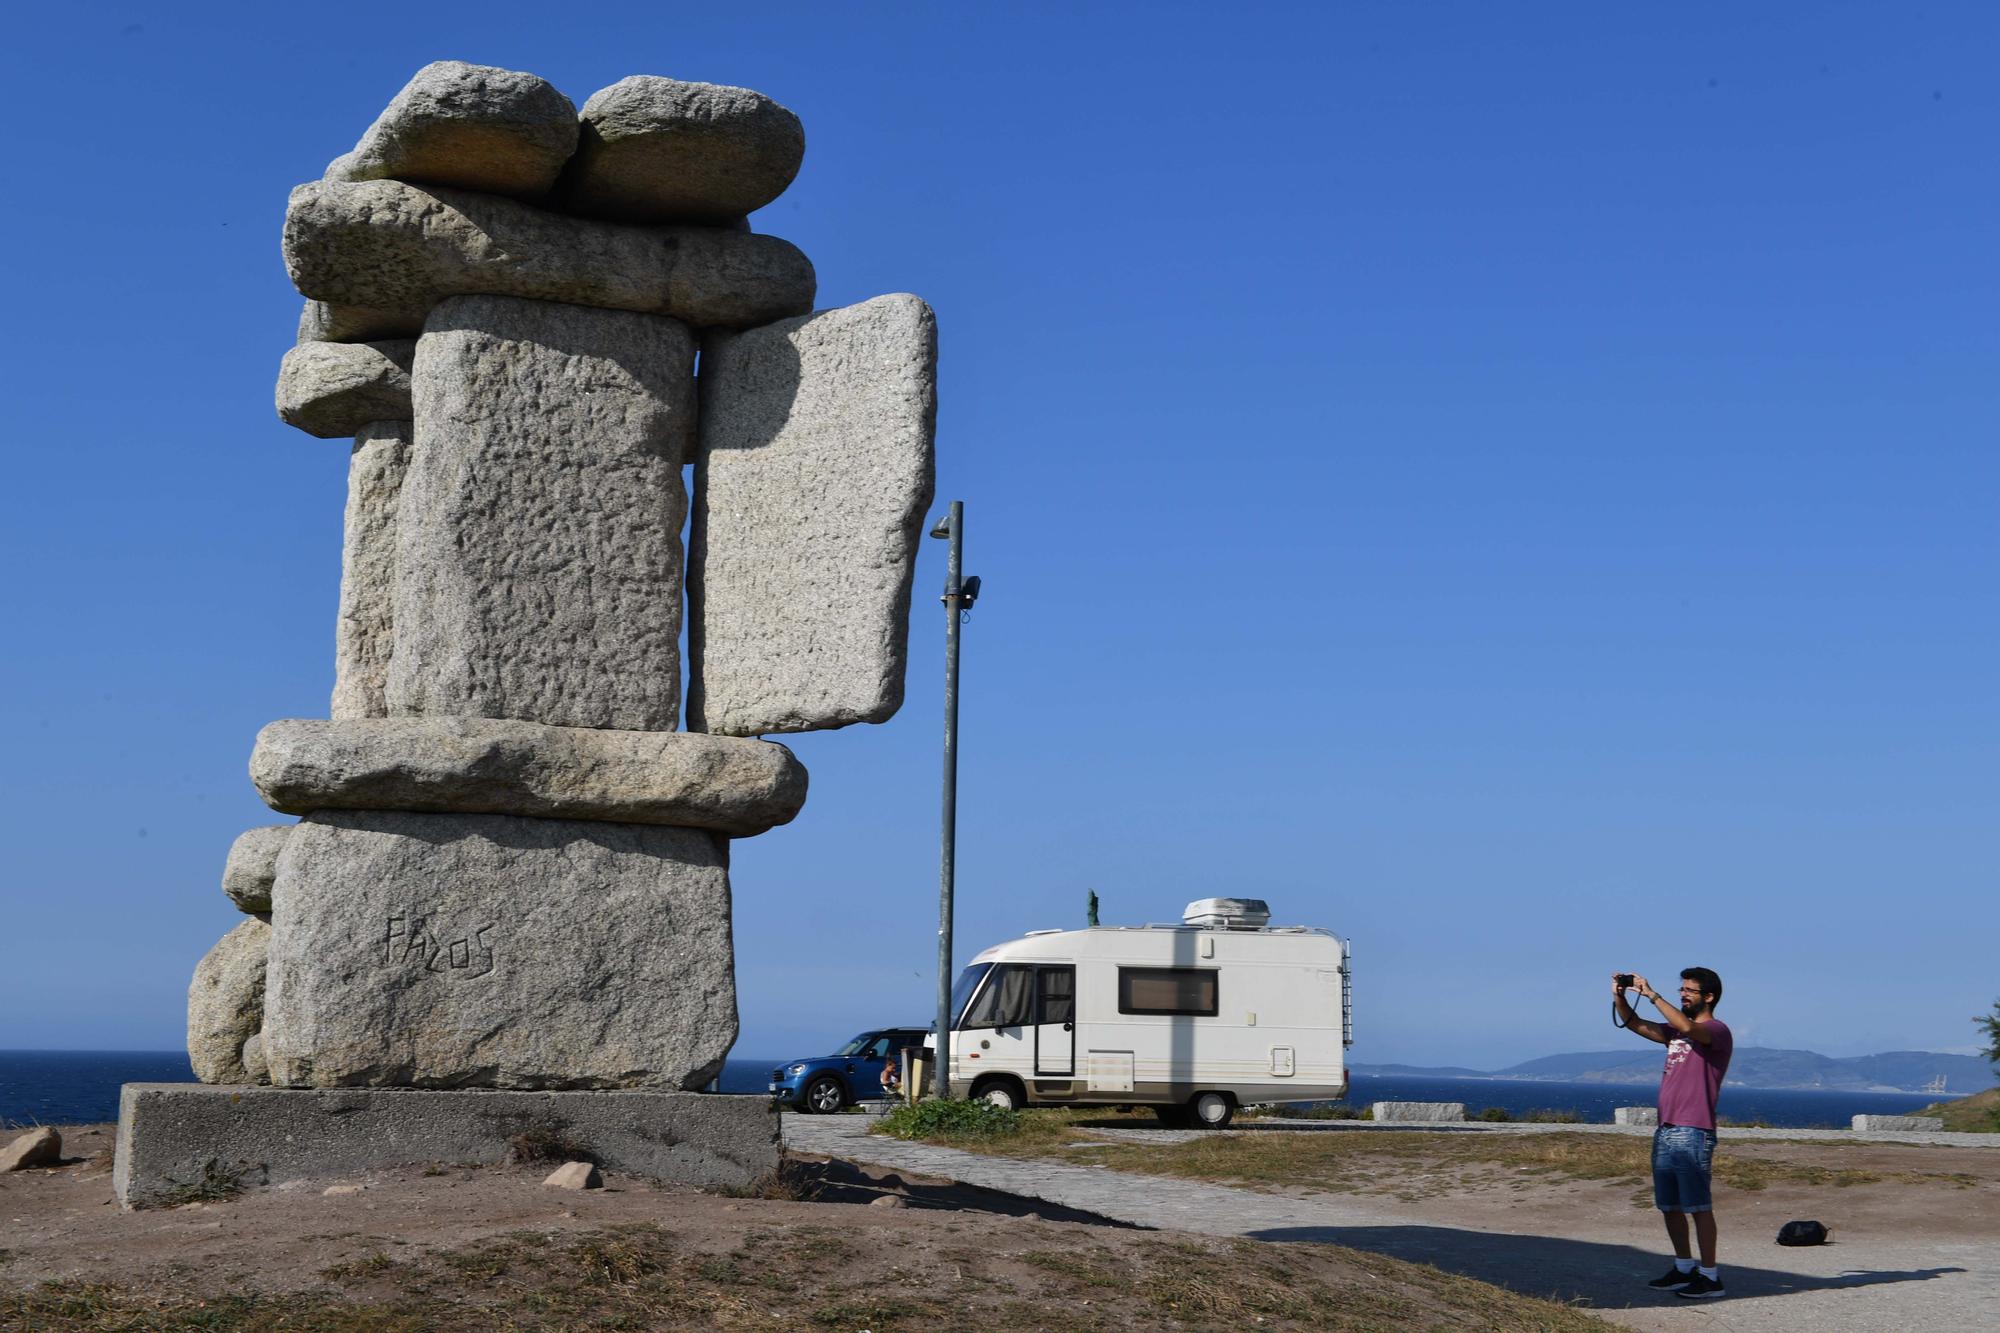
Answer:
[{"left": 930, "top": 500, "right": 979, "bottom": 1099}]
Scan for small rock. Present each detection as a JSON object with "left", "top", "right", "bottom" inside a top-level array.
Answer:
[
  {"left": 275, "top": 340, "right": 415, "bottom": 439},
  {"left": 298, "top": 300, "right": 423, "bottom": 344},
  {"left": 322, "top": 1183, "right": 364, "bottom": 1196},
  {"left": 562, "top": 75, "right": 805, "bottom": 224},
  {"left": 868, "top": 1193, "right": 906, "bottom": 1209},
  {"left": 221, "top": 824, "right": 293, "bottom": 913},
  {"left": 241, "top": 1032, "right": 270, "bottom": 1085},
  {"left": 187, "top": 917, "right": 270, "bottom": 1084},
  {"left": 326, "top": 61, "right": 578, "bottom": 198},
  {"left": 0, "top": 1126, "right": 61, "bottom": 1171},
  {"left": 543, "top": 1161, "right": 602, "bottom": 1190}
]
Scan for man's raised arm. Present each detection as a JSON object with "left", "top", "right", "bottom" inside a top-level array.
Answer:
[
  {"left": 1615, "top": 973, "right": 1670, "bottom": 1044},
  {"left": 1631, "top": 973, "right": 1714, "bottom": 1044}
]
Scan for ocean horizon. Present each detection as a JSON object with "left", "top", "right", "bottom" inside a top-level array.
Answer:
[{"left": 0, "top": 1050, "right": 1959, "bottom": 1131}]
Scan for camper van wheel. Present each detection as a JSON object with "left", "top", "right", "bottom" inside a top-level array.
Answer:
[
  {"left": 803, "top": 1075, "right": 846, "bottom": 1114},
  {"left": 971, "top": 1077, "right": 1023, "bottom": 1111},
  {"left": 1190, "top": 1091, "right": 1235, "bottom": 1129}
]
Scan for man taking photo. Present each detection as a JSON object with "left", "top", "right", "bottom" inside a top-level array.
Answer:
[{"left": 1613, "top": 967, "right": 1732, "bottom": 1300}]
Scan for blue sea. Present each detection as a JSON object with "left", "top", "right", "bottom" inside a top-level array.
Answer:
[{"left": 0, "top": 1052, "right": 1952, "bottom": 1130}]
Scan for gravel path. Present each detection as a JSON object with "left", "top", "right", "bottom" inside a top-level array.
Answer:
[{"left": 784, "top": 1115, "right": 1999, "bottom": 1333}]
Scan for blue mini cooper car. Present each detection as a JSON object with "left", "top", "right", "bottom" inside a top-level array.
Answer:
[{"left": 770, "top": 1028, "right": 931, "bottom": 1113}]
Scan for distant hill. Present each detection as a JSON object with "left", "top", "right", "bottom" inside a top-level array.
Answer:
[
  {"left": 1347, "top": 1062, "right": 1488, "bottom": 1079},
  {"left": 1352, "top": 1047, "right": 1997, "bottom": 1094},
  {"left": 1914, "top": 1087, "right": 1999, "bottom": 1132}
]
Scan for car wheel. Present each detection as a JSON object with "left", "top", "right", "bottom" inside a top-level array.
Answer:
[
  {"left": 1153, "top": 1105, "right": 1193, "bottom": 1128},
  {"left": 972, "top": 1078, "right": 1023, "bottom": 1111},
  {"left": 804, "top": 1075, "right": 846, "bottom": 1115},
  {"left": 1191, "top": 1091, "right": 1235, "bottom": 1129}
]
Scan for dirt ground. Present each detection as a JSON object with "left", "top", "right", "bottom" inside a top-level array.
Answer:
[
  {"left": 0, "top": 1125, "right": 1095, "bottom": 1292},
  {"left": 1369, "top": 1136, "right": 2000, "bottom": 1247},
  {"left": 0, "top": 1124, "right": 1607, "bottom": 1331}
]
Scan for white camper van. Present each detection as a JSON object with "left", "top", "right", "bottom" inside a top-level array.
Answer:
[{"left": 941, "top": 898, "right": 1351, "bottom": 1128}]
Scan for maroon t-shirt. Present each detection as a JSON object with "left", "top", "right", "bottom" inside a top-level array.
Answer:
[{"left": 1658, "top": 1018, "right": 1731, "bottom": 1130}]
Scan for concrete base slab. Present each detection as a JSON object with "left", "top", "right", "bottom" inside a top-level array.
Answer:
[
  {"left": 1613, "top": 1106, "right": 1658, "bottom": 1126},
  {"left": 1371, "top": 1101, "right": 1466, "bottom": 1122},
  {"left": 113, "top": 1083, "right": 777, "bottom": 1208},
  {"left": 1853, "top": 1113, "right": 1944, "bottom": 1132}
]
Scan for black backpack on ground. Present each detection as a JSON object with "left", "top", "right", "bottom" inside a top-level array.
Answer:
[{"left": 1776, "top": 1220, "right": 1829, "bottom": 1246}]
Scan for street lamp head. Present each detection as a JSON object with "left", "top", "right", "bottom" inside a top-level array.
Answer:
[{"left": 929, "top": 514, "right": 953, "bottom": 540}]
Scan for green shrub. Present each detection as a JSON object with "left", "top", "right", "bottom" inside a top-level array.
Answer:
[
  {"left": 1521, "top": 1108, "right": 1582, "bottom": 1124},
  {"left": 874, "top": 1098, "right": 1020, "bottom": 1142},
  {"left": 156, "top": 1158, "right": 250, "bottom": 1206},
  {"left": 1473, "top": 1106, "right": 1513, "bottom": 1122}
]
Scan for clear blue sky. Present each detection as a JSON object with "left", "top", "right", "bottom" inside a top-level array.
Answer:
[{"left": 1, "top": 3, "right": 1993, "bottom": 1068}]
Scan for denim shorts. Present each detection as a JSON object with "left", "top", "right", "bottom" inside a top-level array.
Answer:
[{"left": 1652, "top": 1124, "right": 1716, "bottom": 1212}]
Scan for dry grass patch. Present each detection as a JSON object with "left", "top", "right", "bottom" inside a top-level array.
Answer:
[
  {"left": 319, "top": 1249, "right": 396, "bottom": 1282},
  {"left": 1009, "top": 1236, "right": 1608, "bottom": 1331},
  {"left": 504, "top": 1123, "right": 595, "bottom": 1165},
  {"left": 948, "top": 1112, "right": 1982, "bottom": 1204}
]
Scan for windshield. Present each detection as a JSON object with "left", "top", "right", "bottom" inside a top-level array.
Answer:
[
  {"left": 949, "top": 963, "right": 993, "bottom": 1028},
  {"left": 961, "top": 964, "right": 1034, "bottom": 1030},
  {"left": 831, "top": 1033, "right": 874, "bottom": 1057}
]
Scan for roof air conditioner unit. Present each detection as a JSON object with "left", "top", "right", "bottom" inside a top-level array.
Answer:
[{"left": 1182, "top": 897, "right": 1270, "bottom": 930}]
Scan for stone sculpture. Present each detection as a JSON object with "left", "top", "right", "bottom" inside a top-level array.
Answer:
[{"left": 170, "top": 59, "right": 934, "bottom": 1128}]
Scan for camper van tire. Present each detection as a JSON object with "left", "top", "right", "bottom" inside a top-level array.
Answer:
[
  {"left": 1191, "top": 1091, "right": 1236, "bottom": 1129},
  {"left": 970, "top": 1076, "right": 1024, "bottom": 1112},
  {"left": 803, "top": 1075, "right": 846, "bottom": 1114}
]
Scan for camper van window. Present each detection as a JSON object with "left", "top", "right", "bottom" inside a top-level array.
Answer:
[
  {"left": 1117, "top": 967, "right": 1219, "bottom": 1017},
  {"left": 961, "top": 964, "right": 1034, "bottom": 1030},
  {"left": 1038, "top": 968, "right": 1074, "bottom": 1024}
]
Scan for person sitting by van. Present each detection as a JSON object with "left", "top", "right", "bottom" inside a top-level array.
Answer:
[{"left": 881, "top": 1049, "right": 901, "bottom": 1097}]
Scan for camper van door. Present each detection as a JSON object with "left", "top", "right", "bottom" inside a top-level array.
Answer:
[
  {"left": 1034, "top": 965, "right": 1075, "bottom": 1076},
  {"left": 960, "top": 962, "right": 1035, "bottom": 1081}
]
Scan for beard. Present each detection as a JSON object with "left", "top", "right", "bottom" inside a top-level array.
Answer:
[{"left": 1681, "top": 1000, "right": 1702, "bottom": 1018}]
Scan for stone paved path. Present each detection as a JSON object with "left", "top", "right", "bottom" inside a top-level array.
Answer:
[
  {"left": 1095, "top": 1116, "right": 2000, "bottom": 1149},
  {"left": 783, "top": 1115, "right": 1998, "bottom": 1333}
]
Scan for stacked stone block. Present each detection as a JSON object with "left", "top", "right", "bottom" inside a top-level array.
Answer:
[{"left": 189, "top": 61, "right": 936, "bottom": 1098}]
